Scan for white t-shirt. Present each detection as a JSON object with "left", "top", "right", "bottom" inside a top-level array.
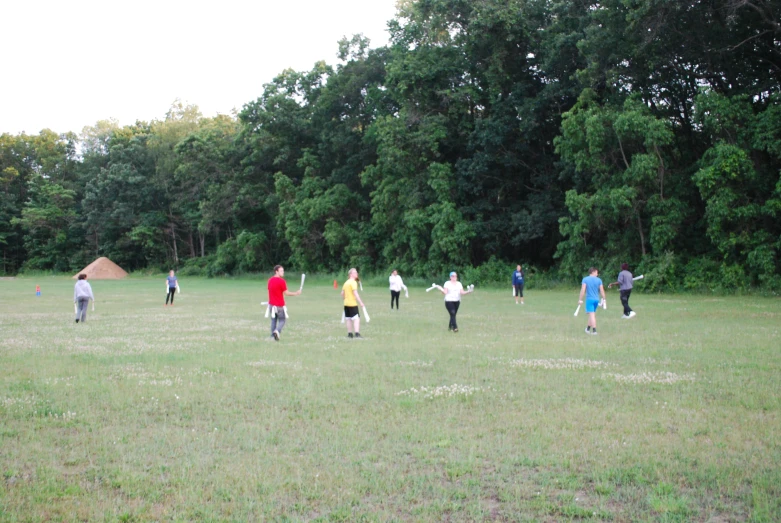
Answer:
[
  {"left": 443, "top": 281, "right": 463, "bottom": 302},
  {"left": 389, "top": 274, "right": 406, "bottom": 292}
]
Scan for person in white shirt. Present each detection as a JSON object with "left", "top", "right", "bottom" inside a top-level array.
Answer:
[
  {"left": 438, "top": 271, "right": 473, "bottom": 332},
  {"left": 388, "top": 269, "right": 408, "bottom": 309},
  {"left": 73, "top": 273, "right": 95, "bottom": 323}
]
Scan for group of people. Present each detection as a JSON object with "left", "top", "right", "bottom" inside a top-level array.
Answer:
[
  {"left": 578, "top": 263, "right": 637, "bottom": 335},
  {"left": 71, "top": 262, "right": 638, "bottom": 338}
]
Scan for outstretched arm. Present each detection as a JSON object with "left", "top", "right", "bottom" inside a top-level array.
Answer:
[{"left": 284, "top": 289, "right": 301, "bottom": 297}]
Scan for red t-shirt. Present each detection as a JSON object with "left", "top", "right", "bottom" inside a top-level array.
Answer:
[{"left": 268, "top": 276, "right": 287, "bottom": 306}]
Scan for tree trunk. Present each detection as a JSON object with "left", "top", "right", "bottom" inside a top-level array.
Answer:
[
  {"left": 188, "top": 230, "right": 195, "bottom": 258},
  {"left": 170, "top": 224, "right": 178, "bottom": 264},
  {"left": 199, "top": 232, "right": 205, "bottom": 257},
  {"left": 636, "top": 213, "right": 647, "bottom": 256}
]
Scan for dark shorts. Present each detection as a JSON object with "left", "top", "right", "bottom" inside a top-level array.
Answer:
[
  {"left": 344, "top": 306, "right": 359, "bottom": 319},
  {"left": 514, "top": 284, "right": 524, "bottom": 297}
]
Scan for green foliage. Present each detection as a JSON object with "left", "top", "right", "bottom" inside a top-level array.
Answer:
[{"left": 1, "top": 0, "right": 780, "bottom": 291}]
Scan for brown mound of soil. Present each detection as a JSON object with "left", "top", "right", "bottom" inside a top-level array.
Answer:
[{"left": 72, "top": 257, "right": 128, "bottom": 279}]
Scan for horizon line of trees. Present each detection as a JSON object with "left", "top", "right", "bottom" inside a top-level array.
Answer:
[{"left": 1, "top": 0, "right": 779, "bottom": 291}]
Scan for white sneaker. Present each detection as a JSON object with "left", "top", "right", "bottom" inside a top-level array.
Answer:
[
  {"left": 585, "top": 327, "right": 590, "bottom": 334},
  {"left": 628, "top": 311, "right": 636, "bottom": 318},
  {"left": 621, "top": 314, "right": 629, "bottom": 319}
]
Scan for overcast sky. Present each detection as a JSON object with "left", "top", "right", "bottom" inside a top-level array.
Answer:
[{"left": 0, "top": 0, "right": 398, "bottom": 135}]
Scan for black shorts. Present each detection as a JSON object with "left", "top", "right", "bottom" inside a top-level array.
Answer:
[
  {"left": 514, "top": 284, "right": 524, "bottom": 297},
  {"left": 344, "top": 306, "right": 359, "bottom": 318}
]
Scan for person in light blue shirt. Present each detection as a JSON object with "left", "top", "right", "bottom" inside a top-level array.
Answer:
[
  {"left": 578, "top": 267, "right": 606, "bottom": 335},
  {"left": 512, "top": 264, "right": 525, "bottom": 305},
  {"left": 165, "top": 270, "right": 179, "bottom": 306}
]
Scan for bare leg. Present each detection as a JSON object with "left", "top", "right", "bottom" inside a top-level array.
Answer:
[
  {"left": 588, "top": 312, "right": 596, "bottom": 330},
  {"left": 345, "top": 318, "right": 354, "bottom": 334},
  {"left": 353, "top": 317, "right": 361, "bottom": 334}
]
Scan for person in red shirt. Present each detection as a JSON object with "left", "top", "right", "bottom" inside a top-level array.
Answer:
[{"left": 267, "top": 265, "right": 302, "bottom": 341}]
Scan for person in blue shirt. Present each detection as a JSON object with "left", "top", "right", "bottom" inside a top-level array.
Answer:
[
  {"left": 512, "top": 264, "right": 525, "bottom": 305},
  {"left": 165, "top": 270, "right": 179, "bottom": 306},
  {"left": 578, "top": 267, "right": 606, "bottom": 335}
]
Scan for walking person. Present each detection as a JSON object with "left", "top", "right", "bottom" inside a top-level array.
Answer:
[
  {"left": 439, "top": 271, "right": 473, "bottom": 332},
  {"left": 512, "top": 264, "right": 525, "bottom": 305},
  {"left": 341, "top": 268, "right": 366, "bottom": 339},
  {"left": 74, "top": 274, "right": 94, "bottom": 323},
  {"left": 267, "top": 265, "right": 302, "bottom": 341},
  {"left": 608, "top": 263, "right": 636, "bottom": 319},
  {"left": 578, "top": 267, "right": 606, "bottom": 335},
  {"left": 389, "top": 269, "right": 408, "bottom": 310},
  {"left": 165, "top": 270, "right": 179, "bottom": 306}
]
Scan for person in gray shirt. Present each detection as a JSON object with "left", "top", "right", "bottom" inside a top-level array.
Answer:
[
  {"left": 608, "top": 263, "right": 636, "bottom": 319},
  {"left": 74, "top": 274, "right": 94, "bottom": 323}
]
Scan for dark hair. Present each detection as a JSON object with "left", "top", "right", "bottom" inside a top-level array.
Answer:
[
  {"left": 588, "top": 267, "right": 598, "bottom": 274},
  {"left": 273, "top": 265, "right": 283, "bottom": 273},
  {"left": 621, "top": 263, "right": 629, "bottom": 271},
  {"left": 78, "top": 274, "right": 87, "bottom": 280}
]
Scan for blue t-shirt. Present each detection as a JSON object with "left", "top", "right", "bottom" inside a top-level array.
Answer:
[
  {"left": 167, "top": 275, "right": 178, "bottom": 288},
  {"left": 581, "top": 275, "right": 603, "bottom": 301},
  {"left": 512, "top": 270, "right": 524, "bottom": 285}
]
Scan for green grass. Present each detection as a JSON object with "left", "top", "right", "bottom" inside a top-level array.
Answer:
[{"left": 1, "top": 276, "right": 780, "bottom": 521}]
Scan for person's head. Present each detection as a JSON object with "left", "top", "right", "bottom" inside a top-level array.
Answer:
[
  {"left": 621, "top": 263, "right": 629, "bottom": 271},
  {"left": 273, "top": 265, "right": 284, "bottom": 277},
  {"left": 349, "top": 268, "right": 358, "bottom": 280},
  {"left": 517, "top": 264, "right": 522, "bottom": 271},
  {"left": 169, "top": 270, "right": 175, "bottom": 277},
  {"left": 391, "top": 269, "right": 398, "bottom": 276},
  {"left": 78, "top": 274, "right": 87, "bottom": 280},
  {"left": 450, "top": 271, "right": 458, "bottom": 281},
  {"left": 589, "top": 267, "right": 599, "bottom": 276}
]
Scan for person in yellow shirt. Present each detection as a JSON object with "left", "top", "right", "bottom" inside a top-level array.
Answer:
[{"left": 341, "top": 267, "right": 366, "bottom": 339}]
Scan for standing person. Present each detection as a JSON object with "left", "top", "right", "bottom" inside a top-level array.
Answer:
[
  {"left": 608, "top": 263, "right": 636, "bottom": 319},
  {"left": 512, "top": 264, "right": 525, "bottom": 305},
  {"left": 165, "top": 270, "right": 179, "bottom": 306},
  {"left": 389, "top": 269, "right": 408, "bottom": 310},
  {"left": 578, "top": 267, "right": 606, "bottom": 335},
  {"left": 267, "top": 265, "right": 302, "bottom": 341},
  {"left": 74, "top": 274, "right": 94, "bottom": 323},
  {"left": 439, "top": 271, "right": 473, "bottom": 332},
  {"left": 341, "top": 268, "right": 366, "bottom": 339}
]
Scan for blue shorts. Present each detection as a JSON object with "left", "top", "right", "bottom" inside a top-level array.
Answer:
[{"left": 585, "top": 299, "right": 600, "bottom": 313}]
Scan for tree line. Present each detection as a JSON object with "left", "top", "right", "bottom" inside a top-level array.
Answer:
[{"left": 1, "top": 0, "right": 779, "bottom": 291}]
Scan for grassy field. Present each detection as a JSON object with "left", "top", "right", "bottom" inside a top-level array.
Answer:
[{"left": 0, "top": 276, "right": 779, "bottom": 522}]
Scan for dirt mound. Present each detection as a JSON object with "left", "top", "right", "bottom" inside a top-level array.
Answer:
[{"left": 72, "top": 257, "right": 128, "bottom": 279}]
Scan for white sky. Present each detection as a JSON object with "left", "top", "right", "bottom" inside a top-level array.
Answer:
[{"left": 0, "top": 0, "right": 398, "bottom": 135}]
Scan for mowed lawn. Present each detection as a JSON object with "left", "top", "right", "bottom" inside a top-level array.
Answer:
[{"left": 1, "top": 276, "right": 779, "bottom": 522}]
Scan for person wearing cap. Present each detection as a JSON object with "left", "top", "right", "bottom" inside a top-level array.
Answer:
[
  {"left": 607, "top": 263, "right": 636, "bottom": 319},
  {"left": 438, "top": 271, "right": 473, "bottom": 332}
]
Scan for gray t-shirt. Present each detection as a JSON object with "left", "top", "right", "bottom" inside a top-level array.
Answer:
[
  {"left": 167, "top": 275, "right": 178, "bottom": 288},
  {"left": 617, "top": 270, "right": 633, "bottom": 291}
]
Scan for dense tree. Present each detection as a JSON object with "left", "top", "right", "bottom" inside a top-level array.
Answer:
[{"left": 0, "top": 0, "right": 778, "bottom": 290}]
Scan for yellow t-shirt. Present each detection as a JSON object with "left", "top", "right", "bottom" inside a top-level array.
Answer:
[{"left": 343, "top": 279, "right": 358, "bottom": 307}]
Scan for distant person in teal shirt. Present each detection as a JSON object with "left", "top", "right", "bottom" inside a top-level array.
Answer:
[{"left": 578, "top": 267, "right": 606, "bottom": 335}]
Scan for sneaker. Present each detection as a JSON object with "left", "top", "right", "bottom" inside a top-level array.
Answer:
[
  {"left": 585, "top": 327, "right": 590, "bottom": 334},
  {"left": 347, "top": 333, "right": 354, "bottom": 339},
  {"left": 453, "top": 328, "right": 459, "bottom": 333},
  {"left": 628, "top": 311, "right": 636, "bottom": 318},
  {"left": 354, "top": 333, "right": 363, "bottom": 339},
  {"left": 591, "top": 330, "right": 598, "bottom": 335},
  {"left": 272, "top": 331, "right": 279, "bottom": 341},
  {"left": 621, "top": 314, "right": 629, "bottom": 319},
  {"left": 75, "top": 319, "right": 79, "bottom": 323}
]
